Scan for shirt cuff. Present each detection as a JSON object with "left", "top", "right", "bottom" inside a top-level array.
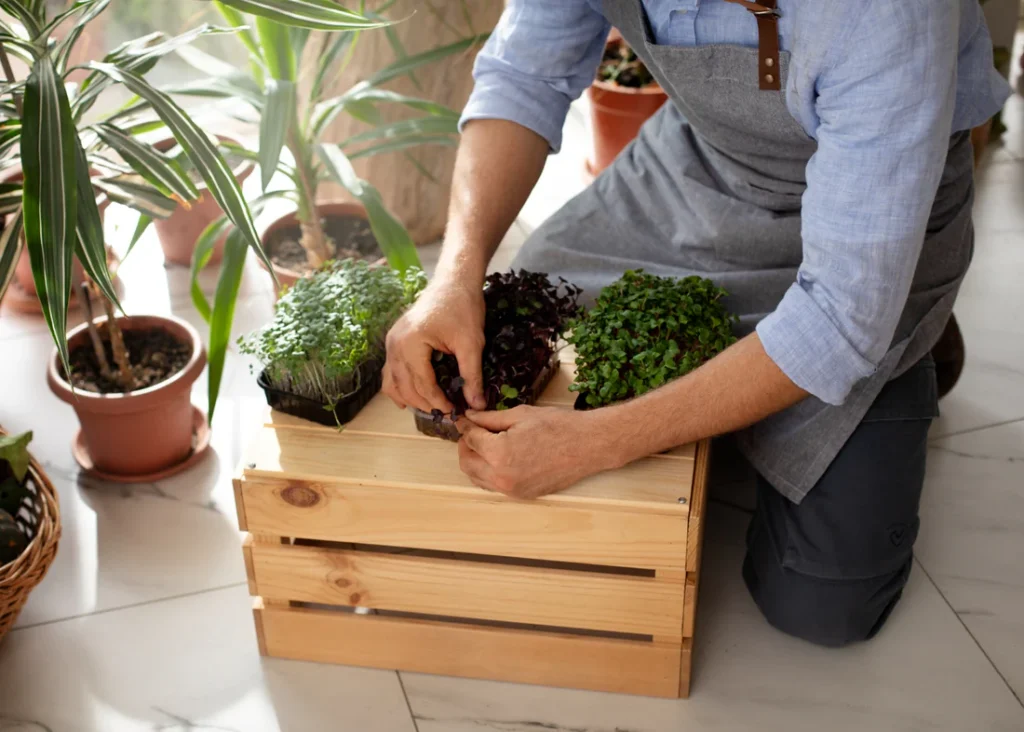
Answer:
[
  {"left": 756, "top": 281, "right": 878, "bottom": 406},
  {"left": 459, "top": 75, "right": 572, "bottom": 154}
]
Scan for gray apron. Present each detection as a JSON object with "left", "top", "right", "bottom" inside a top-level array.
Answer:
[{"left": 512, "top": 0, "right": 975, "bottom": 503}]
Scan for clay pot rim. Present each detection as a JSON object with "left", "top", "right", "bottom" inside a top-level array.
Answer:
[
  {"left": 47, "top": 314, "right": 207, "bottom": 415},
  {"left": 590, "top": 77, "right": 666, "bottom": 96},
  {"left": 153, "top": 134, "right": 255, "bottom": 188},
  {"left": 260, "top": 201, "right": 373, "bottom": 282}
]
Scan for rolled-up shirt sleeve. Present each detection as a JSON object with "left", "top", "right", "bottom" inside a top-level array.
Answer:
[
  {"left": 757, "top": 0, "right": 961, "bottom": 406},
  {"left": 459, "top": 1, "right": 610, "bottom": 153}
]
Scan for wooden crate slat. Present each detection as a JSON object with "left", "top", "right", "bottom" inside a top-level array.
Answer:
[
  {"left": 255, "top": 600, "right": 688, "bottom": 698},
  {"left": 249, "top": 540, "right": 686, "bottom": 638},
  {"left": 245, "top": 425, "right": 692, "bottom": 511},
  {"left": 239, "top": 477, "right": 689, "bottom": 571},
  {"left": 687, "top": 440, "right": 712, "bottom": 574}
]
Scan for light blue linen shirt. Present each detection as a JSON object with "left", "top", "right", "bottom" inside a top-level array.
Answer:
[{"left": 461, "top": 0, "right": 1011, "bottom": 406}]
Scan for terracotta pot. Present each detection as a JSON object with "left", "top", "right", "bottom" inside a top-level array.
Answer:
[
  {"left": 260, "top": 202, "right": 379, "bottom": 293},
  {"left": 153, "top": 137, "right": 255, "bottom": 268},
  {"left": 586, "top": 42, "right": 668, "bottom": 176},
  {"left": 47, "top": 315, "right": 207, "bottom": 478}
]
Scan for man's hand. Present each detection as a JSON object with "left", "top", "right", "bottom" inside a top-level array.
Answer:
[
  {"left": 456, "top": 406, "right": 612, "bottom": 499},
  {"left": 384, "top": 277, "right": 487, "bottom": 414}
]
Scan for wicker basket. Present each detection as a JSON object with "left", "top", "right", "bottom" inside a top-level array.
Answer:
[{"left": 0, "top": 427, "right": 61, "bottom": 643}]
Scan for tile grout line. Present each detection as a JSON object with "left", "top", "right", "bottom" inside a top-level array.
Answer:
[
  {"left": 928, "top": 416, "right": 1024, "bottom": 443},
  {"left": 8, "top": 582, "right": 249, "bottom": 633},
  {"left": 396, "top": 672, "right": 421, "bottom": 732},
  {"left": 913, "top": 559, "right": 1024, "bottom": 711}
]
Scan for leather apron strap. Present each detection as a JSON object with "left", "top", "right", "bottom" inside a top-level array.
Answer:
[{"left": 723, "top": 0, "right": 782, "bottom": 91}]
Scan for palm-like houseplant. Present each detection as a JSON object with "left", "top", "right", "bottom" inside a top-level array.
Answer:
[
  {"left": 153, "top": 1, "right": 487, "bottom": 418},
  {"left": 0, "top": 0, "right": 398, "bottom": 477}
]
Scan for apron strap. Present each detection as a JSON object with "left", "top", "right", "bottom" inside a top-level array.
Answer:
[{"left": 723, "top": 0, "right": 782, "bottom": 91}]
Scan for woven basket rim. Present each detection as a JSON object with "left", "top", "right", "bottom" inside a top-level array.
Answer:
[{"left": 0, "top": 428, "right": 61, "bottom": 593}]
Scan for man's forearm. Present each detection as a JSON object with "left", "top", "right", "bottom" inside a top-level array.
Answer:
[
  {"left": 589, "top": 333, "right": 810, "bottom": 468},
  {"left": 435, "top": 119, "right": 550, "bottom": 285}
]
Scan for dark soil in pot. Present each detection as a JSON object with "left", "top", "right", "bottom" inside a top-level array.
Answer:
[
  {"left": 598, "top": 37, "right": 655, "bottom": 88},
  {"left": 265, "top": 214, "right": 381, "bottom": 276},
  {"left": 63, "top": 328, "right": 191, "bottom": 394}
]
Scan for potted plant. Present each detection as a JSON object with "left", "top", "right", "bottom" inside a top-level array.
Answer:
[
  {"left": 240, "top": 259, "right": 426, "bottom": 426},
  {"left": 0, "top": 0, "right": 390, "bottom": 477},
  {"left": 176, "top": 4, "right": 486, "bottom": 289},
  {"left": 587, "top": 32, "right": 668, "bottom": 177},
  {"left": 568, "top": 271, "right": 737, "bottom": 409},
  {"left": 414, "top": 270, "right": 582, "bottom": 441}
]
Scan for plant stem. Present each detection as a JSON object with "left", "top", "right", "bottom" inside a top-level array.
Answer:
[
  {"left": 78, "top": 282, "right": 113, "bottom": 381},
  {"left": 0, "top": 41, "right": 23, "bottom": 116},
  {"left": 289, "top": 136, "right": 332, "bottom": 266},
  {"left": 101, "top": 297, "right": 135, "bottom": 390}
]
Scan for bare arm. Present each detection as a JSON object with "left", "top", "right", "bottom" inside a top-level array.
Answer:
[
  {"left": 383, "top": 120, "right": 550, "bottom": 413},
  {"left": 436, "top": 119, "right": 550, "bottom": 285}
]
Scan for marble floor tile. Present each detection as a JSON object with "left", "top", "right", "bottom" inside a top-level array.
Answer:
[
  {"left": 918, "top": 419, "right": 1024, "bottom": 702},
  {"left": 401, "top": 505, "right": 1024, "bottom": 732},
  {"left": 0, "top": 585, "right": 417, "bottom": 732}
]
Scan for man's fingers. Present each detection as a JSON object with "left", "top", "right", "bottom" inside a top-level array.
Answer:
[
  {"left": 458, "top": 439, "right": 498, "bottom": 491},
  {"left": 392, "top": 362, "right": 435, "bottom": 414},
  {"left": 453, "top": 335, "right": 487, "bottom": 411},
  {"left": 465, "top": 405, "right": 530, "bottom": 432},
  {"left": 409, "top": 360, "right": 453, "bottom": 413},
  {"left": 457, "top": 419, "right": 500, "bottom": 456},
  {"left": 381, "top": 363, "right": 406, "bottom": 410}
]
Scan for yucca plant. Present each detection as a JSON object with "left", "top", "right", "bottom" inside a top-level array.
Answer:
[
  {"left": 0, "top": 0, "right": 391, "bottom": 414},
  {"left": 142, "top": 1, "right": 487, "bottom": 417}
]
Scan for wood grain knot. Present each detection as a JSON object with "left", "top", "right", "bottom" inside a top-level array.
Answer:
[
  {"left": 333, "top": 577, "right": 351, "bottom": 589},
  {"left": 349, "top": 593, "right": 362, "bottom": 605},
  {"left": 280, "top": 485, "right": 320, "bottom": 508}
]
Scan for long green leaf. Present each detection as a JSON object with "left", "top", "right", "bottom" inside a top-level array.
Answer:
[
  {"left": 127, "top": 214, "right": 152, "bottom": 258},
  {"left": 22, "top": 54, "right": 78, "bottom": 370},
  {"left": 42, "top": 0, "right": 107, "bottom": 39},
  {"left": 212, "top": 0, "right": 391, "bottom": 31},
  {"left": 346, "top": 134, "right": 456, "bottom": 161},
  {"left": 212, "top": 0, "right": 263, "bottom": 60},
  {"left": 318, "top": 143, "right": 420, "bottom": 272},
  {"left": 255, "top": 16, "right": 296, "bottom": 81},
  {"left": 92, "top": 123, "right": 200, "bottom": 202},
  {"left": 93, "top": 175, "right": 177, "bottom": 219},
  {"left": 190, "top": 216, "right": 234, "bottom": 324},
  {"left": 313, "top": 88, "right": 458, "bottom": 138},
  {"left": 341, "top": 116, "right": 458, "bottom": 148},
  {"left": 55, "top": 0, "right": 110, "bottom": 72},
  {"left": 310, "top": 31, "right": 354, "bottom": 102},
  {"left": 258, "top": 78, "right": 296, "bottom": 191},
  {"left": 87, "top": 62, "right": 275, "bottom": 278},
  {"left": 206, "top": 229, "right": 248, "bottom": 422},
  {"left": 73, "top": 138, "right": 120, "bottom": 307},
  {"left": 0, "top": 208, "right": 22, "bottom": 303},
  {"left": 363, "top": 34, "right": 489, "bottom": 89},
  {"left": 159, "top": 73, "right": 264, "bottom": 110}
]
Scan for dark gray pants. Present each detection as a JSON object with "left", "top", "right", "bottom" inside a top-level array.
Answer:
[{"left": 742, "top": 357, "right": 938, "bottom": 647}]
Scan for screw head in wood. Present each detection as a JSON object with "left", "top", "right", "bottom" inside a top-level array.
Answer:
[{"left": 678, "top": 497, "right": 688, "bottom": 505}]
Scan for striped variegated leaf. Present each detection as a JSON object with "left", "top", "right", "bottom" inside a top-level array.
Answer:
[
  {"left": 22, "top": 53, "right": 79, "bottom": 370},
  {"left": 363, "top": 34, "right": 489, "bottom": 89},
  {"left": 0, "top": 207, "right": 22, "bottom": 303},
  {"left": 212, "top": 0, "right": 390, "bottom": 32},
  {"left": 318, "top": 143, "right": 420, "bottom": 273},
  {"left": 55, "top": 0, "right": 111, "bottom": 71},
  {"left": 93, "top": 174, "right": 177, "bottom": 219},
  {"left": 86, "top": 62, "right": 275, "bottom": 275},
  {"left": 73, "top": 138, "right": 120, "bottom": 308},
  {"left": 347, "top": 135, "right": 456, "bottom": 162},
  {"left": 92, "top": 123, "right": 200, "bottom": 202}
]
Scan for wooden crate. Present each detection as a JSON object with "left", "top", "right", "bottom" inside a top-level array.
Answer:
[{"left": 234, "top": 359, "right": 711, "bottom": 698}]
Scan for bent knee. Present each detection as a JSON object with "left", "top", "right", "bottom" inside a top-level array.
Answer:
[{"left": 743, "top": 551, "right": 912, "bottom": 648}]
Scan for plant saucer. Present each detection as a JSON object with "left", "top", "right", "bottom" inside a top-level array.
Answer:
[{"left": 71, "top": 405, "right": 211, "bottom": 483}]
